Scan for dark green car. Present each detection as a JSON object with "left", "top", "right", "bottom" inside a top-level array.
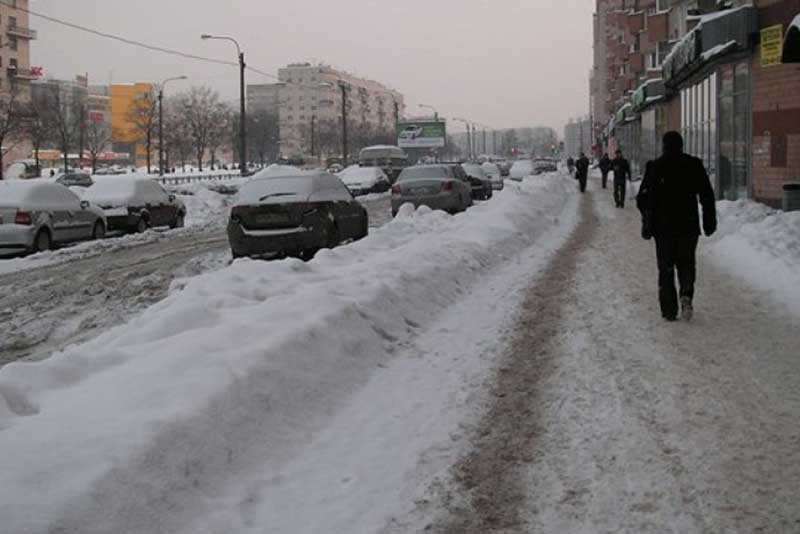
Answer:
[{"left": 228, "top": 172, "right": 369, "bottom": 259}]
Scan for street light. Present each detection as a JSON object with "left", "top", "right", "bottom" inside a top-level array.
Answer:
[
  {"left": 418, "top": 103, "right": 438, "bottom": 120},
  {"left": 453, "top": 117, "right": 474, "bottom": 160},
  {"left": 201, "top": 34, "right": 247, "bottom": 174},
  {"left": 158, "top": 76, "right": 187, "bottom": 176}
]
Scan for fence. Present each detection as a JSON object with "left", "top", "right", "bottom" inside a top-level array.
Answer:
[{"left": 153, "top": 173, "right": 243, "bottom": 186}]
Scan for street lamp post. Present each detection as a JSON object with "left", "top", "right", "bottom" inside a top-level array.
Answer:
[
  {"left": 418, "top": 103, "right": 438, "bottom": 121},
  {"left": 338, "top": 81, "right": 349, "bottom": 167},
  {"left": 158, "top": 76, "right": 187, "bottom": 176},
  {"left": 453, "top": 117, "right": 472, "bottom": 160},
  {"left": 201, "top": 34, "right": 247, "bottom": 174}
]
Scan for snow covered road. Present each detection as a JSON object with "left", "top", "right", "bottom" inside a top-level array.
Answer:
[{"left": 0, "top": 193, "right": 393, "bottom": 367}]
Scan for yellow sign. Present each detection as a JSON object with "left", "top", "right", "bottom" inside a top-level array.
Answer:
[{"left": 761, "top": 24, "right": 783, "bottom": 67}]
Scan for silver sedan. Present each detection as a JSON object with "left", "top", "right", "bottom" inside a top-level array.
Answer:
[{"left": 391, "top": 165, "right": 473, "bottom": 217}]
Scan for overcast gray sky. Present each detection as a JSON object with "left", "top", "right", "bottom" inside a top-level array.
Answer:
[{"left": 31, "top": 0, "right": 593, "bottom": 132}]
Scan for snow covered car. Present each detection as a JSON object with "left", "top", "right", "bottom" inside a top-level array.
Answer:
[
  {"left": 56, "top": 173, "right": 94, "bottom": 188},
  {"left": 481, "top": 162, "right": 505, "bottom": 190},
  {"left": 532, "top": 158, "right": 558, "bottom": 175},
  {"left": 0, "top": 180, "right": 106, "bottom": 254},
  {"left": 337, "top": 166, "right": 391, "bottom": 196},
  {"left": 509, "top": 160, "right": 534, "bottom": 181},
  {"left": 82, "top": 177, "right": 186, "bottom": 233},
  {"left": 461, "top": 163, "right": 493, "bottom": 200},
  {"left": 391, "top": 165, "right": 473, "bottom": 217},
  {"left": 228, "top": 172, "right": 369, "bottom": 259}
]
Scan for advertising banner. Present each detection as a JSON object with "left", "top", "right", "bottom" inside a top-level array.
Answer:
[
  {"left": 397, "top": 120, "right": 446, "bottom": 149},
  {"left": 761, "top": 25, "right": 783, "bottom": 67}
]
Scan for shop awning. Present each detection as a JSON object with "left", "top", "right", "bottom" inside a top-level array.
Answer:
[
  {"left": 783, "top": 14, "right": 800, "bottom": 63},
  {"left": 632, "top": 78, "right": 665, "bottom": 111}
]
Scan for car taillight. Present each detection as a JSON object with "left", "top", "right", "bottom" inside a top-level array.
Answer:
[
  {"left": 391, "top": 184, "right": 401, "bottom": 195},
  {"left": 15, "top": 211, "right": 32, "bottom": 225},
  {"left": 441, "top": 181, "right": 455, "bottom": 192}
]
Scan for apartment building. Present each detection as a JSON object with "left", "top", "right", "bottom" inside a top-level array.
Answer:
[
  {"left": 564, "top": 117, "right": 593, "bottom": 159},
  {"left": 248, "top": 63, "right": 405, "bottom": 158},
  {"left": 592, "top": 0, "right": 800, "bottom": 207},
  {"left": 109, "top": 82, "right": 155, "bottom": 167},
  {"left": 1, "top": 0, "right": 38, "bottom": 169}
]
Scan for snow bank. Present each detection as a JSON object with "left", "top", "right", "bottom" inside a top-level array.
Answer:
[
  {"left": 0, "top": 173, "right": 574, "bottom": 533},
  {"left": 707, "top": 200, "right": 800, "bottom": 316}
]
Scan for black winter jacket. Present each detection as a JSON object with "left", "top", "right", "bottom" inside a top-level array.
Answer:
[{"left": 637, "top": 153, "right": 717, "bottom": 237}]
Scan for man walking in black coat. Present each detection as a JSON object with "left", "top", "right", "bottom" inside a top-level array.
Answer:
[
  {"left": 637, "top": 131, "right": 717, "bottom": 322},
  {"left": 612, "top": 149, "right": 632, "bottom": 208},
  {"left": 598, "top": 153, "right": 611, "bottom": 189},
  {"left": 575, "top": 152, "right": 590, "bottom": 193}
]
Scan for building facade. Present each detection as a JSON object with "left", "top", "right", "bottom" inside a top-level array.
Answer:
[
  {"left": 248, "top": 63, "right": 404, "bottom": 159},
  {"left": 564, "top": 117, "right": 593, "bottom": 158},
  {"left": 1, "top": 0, "right": 38, "bottom": 171},
  {"left": 109, "top": 82, "right": 155, "bottom": 168},
  {"left": 592, "top": 0, "right": 800, "bottom": 207}
]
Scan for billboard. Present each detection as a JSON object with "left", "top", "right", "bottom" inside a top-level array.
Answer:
[{"left": 397, "top": 119, "right": 446, "bottom": 149}]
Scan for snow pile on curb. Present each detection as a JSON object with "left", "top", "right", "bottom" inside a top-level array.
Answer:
[
  {"left": 707, "top": 200, "right": 800, "bottom": 316},
  {"left": 0, "top": 174, "right": 574, "bottom": 533},
  {"left": 175, "top": 183, "right": 234, "bottom": 228}
]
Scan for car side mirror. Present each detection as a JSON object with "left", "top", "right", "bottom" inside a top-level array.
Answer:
[{"left": 80, "top": 200, "right": 90, "bottom": 210}]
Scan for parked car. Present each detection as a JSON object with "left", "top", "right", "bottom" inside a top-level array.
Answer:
[
  {"left": 391, "top": 165, "right": 473, "bottom": 217},
  {"left": 83, "top": 177, "right": 186, "bottom": 233},
  {"left": 533, "top": 158, "right": 559, "bottom": 175},
  {"left": 0, "top": 180, "right": 106, "bottom": 254},
  {"left": 481, "top": 162, "right": 505, "bottom": 190},
  {"left": 228, "top": 172, "right": 368, "bottom": 259},
  {"left": 460, "top": 163, "right": 493, "bottom": 200},
  {"left": 496, "top": 160, "right": 512, "bottom": 177},
  {"left": 509, "top": 160, "right": 534, "bottom": 181},
  {"left": 56, "top": 173, "right": 94, "bottom": 188},
  {"left": 337, "top": 166, "right": 391, "bottom": 196}
]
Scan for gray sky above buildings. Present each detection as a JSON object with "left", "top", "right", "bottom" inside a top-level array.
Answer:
[{"left": 30, "top": 0, "right": 593, "bottom": 132}]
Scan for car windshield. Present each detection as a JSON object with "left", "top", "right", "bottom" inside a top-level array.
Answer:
[
  {"left": 237, "top": 177, "right": 314, "bottom": 203},
  {"left": 397, "top": 166, "right": 447, "bottom": 181}
]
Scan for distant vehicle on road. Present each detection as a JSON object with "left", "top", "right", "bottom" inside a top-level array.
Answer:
[
  {"left": 56, "top": 173, "right": 94, "bottom": 188},
  {"left": 228, "top": 172, "right": 368, "bottom": 259},
  {"left": 391, "top": 165, "right": 473, "bottom": 217},
  {"left": 509, "top": 160, "right": 534, "bottom": 181},
  {"left": 0, "top": 180, "right": 106, "bottom": 254},
  {"left": 532, "top": 158, "right": 559, "bottom": 175},
  {"left": 461, "top": 163, "right": 493, "bottom": 200},
  {"left": 83, "top": 177, "right": 186, "bottom": 233},
  {"left": 358, "top": 145, "right": 408, "bottom": 182},
  {"left": 481, "top": 162, "right": 505, "bottom": 190},
  {"left": 337, "top": 166, "right": 391, "bottom": 196}
]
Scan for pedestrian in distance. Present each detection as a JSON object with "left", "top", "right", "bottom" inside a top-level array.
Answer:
[
  {"left": 598, "top": 153, "right": 612, "bottom": 189},
  {"left": 575, "top": 152, "right": 590, "bottom": 193},
  {"left": 566, "top": 156, "right": 575, "bottom": 176},
  {"left": 637, "top": 131, "right": 717, "bottom": 322},
  {"left": 612, "top": 149, "right": 632, "bottom": 208}
]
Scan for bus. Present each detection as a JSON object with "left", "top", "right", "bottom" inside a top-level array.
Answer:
[{"left": 358, "top": 145, "right": 408, "bottom": 183}]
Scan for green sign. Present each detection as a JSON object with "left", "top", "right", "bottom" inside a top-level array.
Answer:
[{"left": 397, "top": 120, "right": 446, "bottom": 149}]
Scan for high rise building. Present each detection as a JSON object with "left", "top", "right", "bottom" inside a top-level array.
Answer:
[
  {"left": 248, "top": 63, "right": 404, "bottom": 158},
  {"left": 109, "top": 83, "right": 156, "bottom": 168}
]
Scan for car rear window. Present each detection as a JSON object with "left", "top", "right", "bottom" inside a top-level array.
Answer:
[
  {"left": 237, "top": 177, "right": 314, "bottom": 203},
  {"left": 398, "top": 167, "right": 447, "bottom": 181}
]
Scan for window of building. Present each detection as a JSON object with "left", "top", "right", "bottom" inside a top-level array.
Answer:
[
  {"left": 9, "top": 36, "right": 17, "bottom": 51},
  {"left": 9, "top": 16, "right": 17, "bottom": 28}
]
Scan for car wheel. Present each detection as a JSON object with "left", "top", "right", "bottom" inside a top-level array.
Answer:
[
  {"left": 170, "top": 212, "right": 185, "bottom": 229},
  {"left": 33, "top": 229, "right": 52, "bottom": 253},
  {"left": 324, "top": 219, "right": 340, "bottom": 249},
  {"left": 92, "top": 220, "right": 106, "bottom": 240},
  {"left": 135, "top": 217, "right": 149, "bottom": 234}
]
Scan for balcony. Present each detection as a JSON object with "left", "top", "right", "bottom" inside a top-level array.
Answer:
[
  {"left": 647, "top": 12, "right": 668, "bottom": 42},
  {"left": 628, "top": 12, "right": 645, "bottom": 34},
  {"left": 630, "top": 52, "right": 644, "bottom": 73},
  {"left": 7, "top": 66, "right": 40, "bottom": 80},
  {"left": 7, "top": 25, "right": 37, "bottom": 40}
]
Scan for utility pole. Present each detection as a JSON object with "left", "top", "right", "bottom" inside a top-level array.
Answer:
[
  {"left": 339, "top": 81, "right": 349, "bottom": 167},
  {"left": 393, "top": 100, "right": 399, "bottom": 142},
  {"left": 310, "top": 115, "right": 316, "bottom": 157}
]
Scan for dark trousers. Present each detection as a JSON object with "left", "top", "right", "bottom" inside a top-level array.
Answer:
[
  {"left": 601, "top": 171, "right": 609, "bottom": 189},
  {"left": 654, "top": 234, "right": 699, "bottom": 319},
  {"left": 578, "top": 174, "right": 587, "bottom": 192},
  {"left": 613, "top": 178, "right": 627, "bottom": 207}
]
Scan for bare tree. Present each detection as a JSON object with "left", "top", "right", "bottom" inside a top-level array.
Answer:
[
  {"left": 128, "top": 89, "right": 158, "bottom": 173},
  {"left": 245, "top": 109, "right": 278, "bottom": 166},
  {"left": 24, "top": 107, "right": 49, "bottom": 176},
  {"left": 85, "top": 118, "right": 111, "bottom": 173},
  {"left": 206, "top": 102, "right": 232, "bottom": 169},
  {"left": 0, "top": 84, "right": 30, "bottom": 179},
  {"left": 162, "top": 96, "right": 192, "bottom": 172},
  {"left": 37, "top": 84, "right": 81, "bottom": 175},
  {"left": 177, "top": 86, "right": 221, "bottom": 172}
]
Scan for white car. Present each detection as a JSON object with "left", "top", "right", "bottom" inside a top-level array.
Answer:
[
  {"left": 481, "top": 162, "right": 505, "bottom": 190},
  {"left": 0, "top": 180, "right": 106, "bottom": 254},
  {"left": 509, "top": 160, "right": 534, "bottom": 181},
  {"left": 337, "top": 166, "right": 391, "bottom": 196},
  {"left": 399, "top": 126, "right": 424, "bottom": 140}
]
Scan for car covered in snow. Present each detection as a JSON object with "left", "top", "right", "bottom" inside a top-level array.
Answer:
[
  {"left": 82, "top": 176, "right": 186, "bottom": 233},
  {"left": 532, "top": 158, "right": 559, "bottom": 175},
  {"left": 56, "top": 172, "right": 94, "bottom": 188},
  {"left": 481, "top": 162, "right": 505, "bottom": 190},
  {"left": 509, "top": 159, "right": 534, "bottom": 181},
  {"left": 460, "top": 163, "right": 493, "bottom": 200},
  {"left": 228, "top": 172, "right": 368, "bottom": 259},
  {"left": 391, "top": 165, "right": 473, "bottom": 217},
  {"left": 0, "top": 180, "right": 107, "bottom": 254},
  {"left": 337, "top": 166, "right": 391, "bottom": 196}
]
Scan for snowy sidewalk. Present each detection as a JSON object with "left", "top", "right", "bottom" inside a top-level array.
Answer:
[{"left": 432, "top": 180, "right": 800, "bottom": 533}]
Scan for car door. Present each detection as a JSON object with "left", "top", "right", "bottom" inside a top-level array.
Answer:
[
  {"left": 153, "top": 183, "right": 176, "bottom": 226},
  {"left": 41, "top": 184, "right": 78, "bottom": 243},
  {"left": 64, "top": 188, "right": 95, "bottom": 240},
  {"left": 328, "top": 176, "right": 361, "bottom": 238}
]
